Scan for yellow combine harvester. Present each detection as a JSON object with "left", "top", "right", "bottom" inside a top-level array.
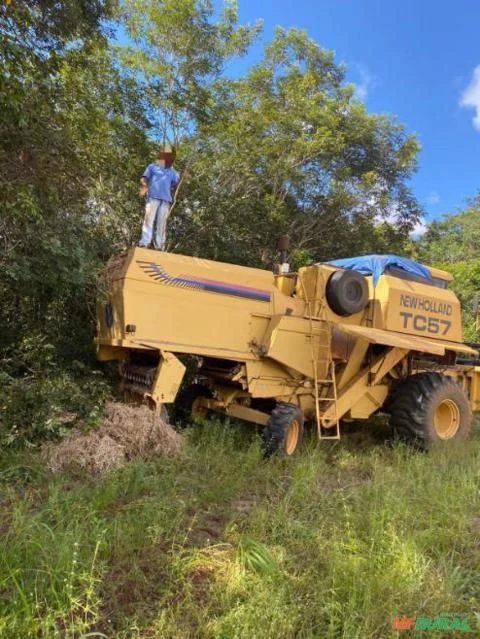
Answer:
[{"left": 96, "top": 248, "right": 480, "bottom": 455}]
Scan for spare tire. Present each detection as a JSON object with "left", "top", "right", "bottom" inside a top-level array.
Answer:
[{"left": 326, "top": 269, "right": 368, "bottom": 317}]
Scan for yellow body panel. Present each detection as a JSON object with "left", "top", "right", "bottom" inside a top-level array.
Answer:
[
  {"left": 372, "top": 275, "right": 462, "bottom": 341},
  {"left": 336, "top": 324, "right": 477, "bottom": 356},
  {"left": 97, "top": 249, "right": 280, "bottom": 359},
  {"left": 264, "top": 315, "right": 330, "bottom": 379},
  {"left": 150, "top": 352, "right": 186, "bottom": 404},
  {"left": 96, "top": 248, "right": 480, "bottom": 429}
]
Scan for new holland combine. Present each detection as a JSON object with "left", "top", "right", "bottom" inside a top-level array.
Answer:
[{"left": 95, "top": 247, "right": 480, "bottom": 455}]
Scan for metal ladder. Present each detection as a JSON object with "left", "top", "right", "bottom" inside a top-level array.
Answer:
[
  {"left": 312, "top": 355, "right": 341, "bottom": 441},
  {"left": 300, "top": 275, "right": 341, "bottom": 440}
]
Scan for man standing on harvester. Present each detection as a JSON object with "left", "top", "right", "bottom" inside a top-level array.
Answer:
[{"left": 138, "top": 145, "right": 179, "bottom": 250}]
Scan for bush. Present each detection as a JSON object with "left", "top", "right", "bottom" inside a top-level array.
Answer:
[{"left": 0, "top": 369, "right": 111, "bottom": 447}]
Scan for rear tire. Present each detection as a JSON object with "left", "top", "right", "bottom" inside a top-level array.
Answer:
[
  {"left": 388, "top": 373, "right": 471, "bottom": 450},
  {"left": 263, "top": 402, "right": 304, "bottom": 456}
]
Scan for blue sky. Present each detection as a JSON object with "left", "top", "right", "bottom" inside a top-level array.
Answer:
[{"left": 220, "top": 0, "right": 480, "bottom": 230}]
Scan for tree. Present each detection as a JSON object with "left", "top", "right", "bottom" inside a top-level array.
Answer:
[
  {"left": 0, "top": 0, "right": 154, "bottom": 445},
  {"left": 0, "top": 0, "right": 114, "bottom": 54},
  {"left": 0, "top": 1, "right": 149, "bottom": 363},
  {"left": 168, "top": 28, "right": 421, "bottom": 266},
  {"left": 119, "top": 0, "right": 262, "bottom": 144},
  {"left": 417, "top": 194, "right": 480, "bottom": 339},
  {"left": 417, "top": 193, "right": 480, "bottom": 264}
]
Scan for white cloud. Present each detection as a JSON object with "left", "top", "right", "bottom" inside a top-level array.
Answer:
[
  {"left": 425, "top": 190, "right": 440, "bottom": 206},
  {"left": 410, "top": 220, "right": 428, "bottom": 237},
  {"left": 460, "top": 65, "right": 480, "bottom": 131},
  {"left": 372, "top": 198, "right": 428, "bottom": 237},
  {"left": 353, "top": 64, "right": 375, "bottom": 102}
]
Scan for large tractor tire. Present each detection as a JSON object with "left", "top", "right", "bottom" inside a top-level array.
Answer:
[
  {"left": 174, "top": 383, "right": 212, "bottom": 425},
  {"left": 263, "top": 402, "right": 304, "bottom": 456},
  {"left": 388, "top": 373, "right": 471, "bottom": 449}
]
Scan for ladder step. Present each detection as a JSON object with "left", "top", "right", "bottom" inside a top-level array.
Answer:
[{"left": 301, "top": 295, "right": 339, "bottom": 440}]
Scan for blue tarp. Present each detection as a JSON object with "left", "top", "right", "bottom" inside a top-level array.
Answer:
[{"left": 325, "top": 254, "right": 432, "bottom": 287}]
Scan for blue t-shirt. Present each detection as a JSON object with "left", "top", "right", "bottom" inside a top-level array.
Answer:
[{"left": 142, "top": 163, "right": 179, "bottom": 203}]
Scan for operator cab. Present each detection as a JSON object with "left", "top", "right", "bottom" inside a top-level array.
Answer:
[{"left": 384, "top": 264, "right": 452, "bottom": 290}]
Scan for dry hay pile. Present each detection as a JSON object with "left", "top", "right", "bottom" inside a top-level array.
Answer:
[{"left": 43, "top": 402, "right": 182, "bottom": 474}]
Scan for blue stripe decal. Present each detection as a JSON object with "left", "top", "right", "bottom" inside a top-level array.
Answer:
[{"left": 136, "top": 260, "right": 271, "bottom": 302}]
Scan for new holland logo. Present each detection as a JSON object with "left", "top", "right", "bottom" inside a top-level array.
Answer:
[{"left": 136, "top": 260, "right": 271, "bottom": 303}]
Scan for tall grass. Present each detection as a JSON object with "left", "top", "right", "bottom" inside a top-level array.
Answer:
[{"left": 0, "top": 420, "right": 479, "bottom": 638}]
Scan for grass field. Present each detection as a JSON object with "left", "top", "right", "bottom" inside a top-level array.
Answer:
[{"left": 1, "top": 418, "right": 479, "bottom": 638}]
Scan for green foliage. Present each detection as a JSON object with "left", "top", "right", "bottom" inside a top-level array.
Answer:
[
  {"left": 0, "top": 363, "right": 111, "bottom": 448},
  {"left": 237, "top": 535, "right": 279, "bottom": 576},
  {"left": 1, "top": 0, "right": 149, "bottom": 445},
  {"left": 1, "top": 423, "right": 480, "bottom": 636},
  {"left": 170, "top": 28, "right": 422, "bottom": 265},
  {"left": 417, "top": 195, "right": 480, "bottom": 339},
  {"left": 119, "top": 0, "right": 262, "bottom": 142},
  {"left": 418, "top": 194, "right": 480, "bottom": 263},
  {"left": 0, "top": 0, "right": 114, "bottom": 54}
]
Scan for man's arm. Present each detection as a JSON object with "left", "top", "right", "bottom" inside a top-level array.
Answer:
[
  {"left": 139, "top": 176, "right": 148, "bottom": 197},
  {"left": 139, "top": 164, "right": 151, "bottom": 197}
]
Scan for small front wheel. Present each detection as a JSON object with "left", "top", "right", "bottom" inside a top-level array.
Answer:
[{"left": 263, "top": 402, "right": 304, "bottom": 456}]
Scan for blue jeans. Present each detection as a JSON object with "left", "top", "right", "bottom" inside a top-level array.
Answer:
[{"left": 139, "top": 199, "right": 171, "bottom": 250}]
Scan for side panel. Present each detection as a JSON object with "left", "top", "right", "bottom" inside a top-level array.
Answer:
[
  {"left": 246, "top": 360, "right": 312, "bottom": 399},
  {"left": 150, "top": 352, "right": 186, "bottom": 404},
  {"left": 374, "top": 275, "right": 462, "bottom": 342},
  {"left": 446, "top": 366, "right": 480, "bottom": 412},
  {"left": 98, "top": 248, "right": 303, "bottom": 362},
  {"left": 347, "top": 385, "right": 389, "bottom": 419},
  {"left": 96, "top": 280, "right": 126, "bottom": 345},
  {"left": 263, "top": 315, "right": 330, "bottom": 378},
  {"left": 470, "top": 368, "right": 480, "bottom": 411}
]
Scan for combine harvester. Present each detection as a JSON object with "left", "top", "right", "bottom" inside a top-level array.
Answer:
[{"left": 96, "top": 247, "right": 480, "bottom": 455}]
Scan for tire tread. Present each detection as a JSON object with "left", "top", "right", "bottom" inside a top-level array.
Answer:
[
  {"left": 263, "top": 402, "right": 304, "bottom": 456},
  {"left": 388, "top": 372, "right": 471, "bottom": 449}
]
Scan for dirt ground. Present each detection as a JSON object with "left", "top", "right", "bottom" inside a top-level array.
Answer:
[{"left": 43, "top": 402, "right": 182, "bottom": 474}]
